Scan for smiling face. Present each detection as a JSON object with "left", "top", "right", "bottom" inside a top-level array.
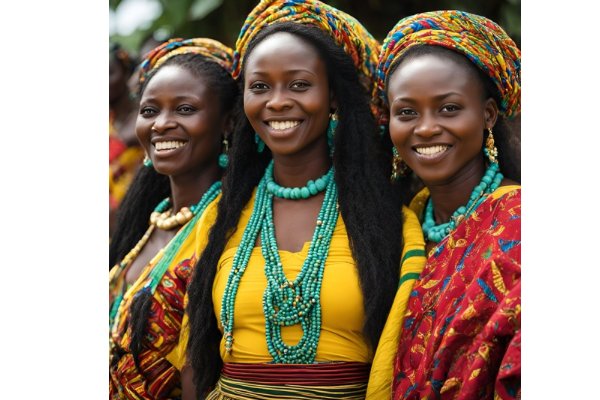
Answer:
[
  {"left": 387, "top": 52, "right": 498, "bottom": 186},
  {"left": 243, "top": 32, "right": 335, "bottom": 158},
  {"left": 136, "top": 65, "right": 226, "bottom": 178}
]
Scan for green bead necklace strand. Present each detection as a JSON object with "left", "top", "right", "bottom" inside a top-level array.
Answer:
[
  {"left": 422, "top": 162, "right": 503, "bottom": 243},
  {"left": 220, "top": 160, "right": 339, "bottom": 363},
  {"left": 264, "top": 161, "right": 333, "bottom": 200},
  {"left": 109, "top": 181, "right": 222, "bottom": 329}
]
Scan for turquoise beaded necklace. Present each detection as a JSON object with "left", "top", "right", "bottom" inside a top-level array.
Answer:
[
  {"left": 422, "top": 162, "right": 503, "bottom": 243},
  {"left": 109, "top": 181, "right": 221, "bottom": 329},
  {"left": 265, "top": 162, "right": 333, "bottom": 200},
  {"left": 220, "top": 160, "right": 339, "bottom": 363}
]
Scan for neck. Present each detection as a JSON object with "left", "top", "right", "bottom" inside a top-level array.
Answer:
[
  {"left": 425, "top": 155, "right": 487, "bottom": 224},
  {"left": 168, "top": 164, "right": 221, "bottom": 211},
  {"left": 110, "top": 93, "right": 136, "bottom": 122},
  {"left": 271, "top": 140, "right": 332, "bottom": 188}
]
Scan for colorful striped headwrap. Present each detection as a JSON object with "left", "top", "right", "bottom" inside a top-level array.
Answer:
[
  {"left": 139, "top": 38, "right": 234, "bottom": 83},
  {"left": 377, "top": 10, "right": 521, "bottom": 119},
  {"left": 232, "top": 0, "right": 385, "bottom": 124}
]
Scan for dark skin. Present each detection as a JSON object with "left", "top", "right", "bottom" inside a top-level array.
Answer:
[
  {"left": 181, "top": 32, "right": 336, "bottom": 399},
  {"left": 125, "top": 65, "right": 228, "bottom": 287},
  {"left": 244, "top": 33, "right": 337, "bottom": 252},
  {"left": 387, "top": 54, "right": 517, "bottom": 255}
]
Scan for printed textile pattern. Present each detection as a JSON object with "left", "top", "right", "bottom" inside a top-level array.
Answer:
[
  {"left": 109, "top": 113, "right": 143, "bottom": 210},
  {"left": 109, "top": 255, "right": 197, "bottom": 400},
  {"left": 392, "top": 188, "right": 521, "bottom": 400},
  {"left": 377, "top": 10, "right": 520, "bottom": 119}
]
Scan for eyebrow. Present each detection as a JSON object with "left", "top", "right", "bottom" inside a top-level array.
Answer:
[
  {"left": 249, "top": 69, "right": 316, "bottom": 77},
  {"left": 392, "top": 92, "right": 463, "bottom": 105},
  {"left": 142, "top": 95, "right": 202, "bottom": 102}
]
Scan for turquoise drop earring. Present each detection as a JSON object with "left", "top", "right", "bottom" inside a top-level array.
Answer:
[
  {"left": 255, "top": 132, "right": 265, "bottom": 153},
  {"left": 143, "top": 155, "right": 153, "bottom": 168},
  {"left": 326, "top": 110, "right": 338, "bottom": 154},
  {"left": 219, "top": 136, "right": 229, "bottom": 168}
]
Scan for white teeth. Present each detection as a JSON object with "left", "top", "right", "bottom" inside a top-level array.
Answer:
[
  {"left": 155, "top": 141, "right": 186, "bottom": 151},
  {"left": 415, "top": 145, "right": 449, "bottom": 155},
  {"left": 268, "top": 120, "right": 300, "bottom": 130}
]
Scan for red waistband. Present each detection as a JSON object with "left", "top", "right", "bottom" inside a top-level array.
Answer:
[{"left": 221, "top": 362, "right": 371, "bottom": 386}]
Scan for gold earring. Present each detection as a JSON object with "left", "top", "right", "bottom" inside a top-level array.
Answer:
[{"left": 484, "top": 127, "right": 498, "bottom": 164}]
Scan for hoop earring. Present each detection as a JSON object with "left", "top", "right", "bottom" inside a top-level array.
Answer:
[
  {"left": 219, "top": 136, "right": 229, "bottom": 168},
  {"left": 484, "top": 127, "right": 499, "bottom": 164},
  {"left": 255, "top": 132, "right": 265, "bottom": 153},
  {"left": 143, "top": 155, "right": 153, "bottom": 167},
  {"left": 390, "top": 146, "right": 408, "bottom": 181},
  {"left": 327, "top": 110, "right": 338, "bottom": 155}
]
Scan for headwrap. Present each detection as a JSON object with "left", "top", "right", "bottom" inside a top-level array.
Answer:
[
  {"left": 377, "top": 10, "right": 520, "bottom": 119},
  {"left": 139, "top": 38, "right": 234, "bottom": 83},
  {"left": 232, "top": 0, "right": 385, "bottom": 124}
]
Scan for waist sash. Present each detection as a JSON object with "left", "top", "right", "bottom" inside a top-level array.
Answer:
[{"left": 207, "top": 362, "right": 370, "bottom": 399}]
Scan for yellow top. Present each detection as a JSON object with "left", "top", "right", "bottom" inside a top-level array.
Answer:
[
  {"left": 366, "top": 204, "right": 427, "bottom": 399},
  {"left": 169, "top": 189, "right": 426, "bottom": 373}
]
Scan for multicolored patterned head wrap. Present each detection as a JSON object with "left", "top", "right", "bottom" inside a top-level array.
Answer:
[
  {"left": 377, "top": 10, "right": 521, "bottom": 119},
  {"left": 139, "top": 38, "right": 234, "bottom": 83},
  {"left": 232, "top": 0, "right": 384, "bottom": 123}
]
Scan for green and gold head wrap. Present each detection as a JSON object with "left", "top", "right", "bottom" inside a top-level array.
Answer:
[
  {"left": 139, "top": 38, "right": 234, "bottom": 83},
  {"left": 377, "top": 10, "right": 521, "bottom": 119},
  {"left": 232, "top": 0, "right": 385, "bottom": 124}
]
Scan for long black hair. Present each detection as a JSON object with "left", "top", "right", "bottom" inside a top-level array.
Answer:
[
  {"left": 109, "top": 52, "right": 239, "bottom": 368},
  {"left": 186, "top": 22, "right": 406, "bottom": 398},
  {"left": 384, "top": 45, "right": 521, "bottom": 190}
]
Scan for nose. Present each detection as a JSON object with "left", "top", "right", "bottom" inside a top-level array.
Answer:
[
  {"left": 266, "top": 86, "right": 293, "bottom": 111},
  {"left": 414, "top": 112, "right": 442, "bottom": 138},
  {"left": 152, "top": 111, "right": 177, "bottom": 133}
]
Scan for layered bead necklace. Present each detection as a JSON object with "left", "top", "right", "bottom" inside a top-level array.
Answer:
[
  {"left": 220, "top": 160, "right": 338, "bottom": 364},
  {"left": 109, "top": 181, "right": 221, "bottom": 328},
  {"left": 422, "top": 162, "right": 503, "bottom": 243}
]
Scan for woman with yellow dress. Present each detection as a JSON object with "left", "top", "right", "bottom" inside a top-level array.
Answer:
[{"left": 172, "top": 1, "right": 427, "bottom": 399}]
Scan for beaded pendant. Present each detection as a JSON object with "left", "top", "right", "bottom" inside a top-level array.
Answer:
[{"left": 220, "top": 160, "right": 339, "bottom": 363}]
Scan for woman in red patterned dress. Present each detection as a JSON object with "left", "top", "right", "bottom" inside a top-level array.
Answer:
[{"left": 376, "top": 10, "right": 521, "bottom": 400}]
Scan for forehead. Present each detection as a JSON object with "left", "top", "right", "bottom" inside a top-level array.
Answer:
[
  {"left": 142, "top": 65, "right": 213, "bottom": 98},
  {"left": 388, "top": 54, "right": 483, "bottom": 97},
  {"left": 244, "top": 32, "right": 325, "bottom": 75}
]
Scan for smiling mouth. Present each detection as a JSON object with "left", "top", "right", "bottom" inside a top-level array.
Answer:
[
  {"left": 154, "top": 141, "right": 188, "bottom": 152},
  {"left": 414, "top": 145, "right": 451, "bottom": 156},
  {"left": 266, "top": 120, "right": 301, "bottom": 130}
]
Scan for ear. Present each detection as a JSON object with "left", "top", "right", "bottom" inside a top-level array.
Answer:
[
  {"left": 484, "top": 98, "right": 499, "bottom": 129},
  {"left": 221, "top": 110, "right": 234, "bottom": 137},
  {"left": 329, "top": 90, "right": 339, "bottom": 110}
]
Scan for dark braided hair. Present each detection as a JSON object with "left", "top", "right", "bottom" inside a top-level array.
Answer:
[
  {"left": 109, "top": 52, "right": 238, "bottom": 370},
  {"left": 384, "top": 45, "right": 521, "bottom": 191},
  {"left": 186, "top": 22, "right": 405, "bottom": 398}
]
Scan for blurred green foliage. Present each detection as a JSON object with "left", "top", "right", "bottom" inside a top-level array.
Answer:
[{"left": 110, "top": 0, "right": 520, "bottom": 59}]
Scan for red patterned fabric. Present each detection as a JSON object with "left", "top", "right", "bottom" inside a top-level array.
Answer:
[
  {"left": 392, "top": 188, "right": 521, "bottom": 400},
  {"left": 221, "top": 362, "right": 371, "bottom": 385},
  {"left": 110, "top": 256, "right": 196, "bottom": 399}
]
